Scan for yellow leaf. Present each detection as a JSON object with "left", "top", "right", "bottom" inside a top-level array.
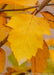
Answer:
[
  {"left": 0, "top": 48, "right": 6, "bottom": 73},
  {"left": 31, "top": 40, "right": 49, "bottom": 74},
  {"left": 49, "top": 50, "right": 54, "bottom": 63},
  {"left": 6, "top": 13, "right": 50, "bottom": 63},
  {"left": 7, "top": 13, "right": 50, "bottom": 35},
  {"left": 41, "top": 11, "right": 54, "bottom": 29},
  {"left": 0, "top": 0, "right": 38, "bottom": 6},
  {"left": 8, "top": 29, "right": 43, "bottom": 64}
]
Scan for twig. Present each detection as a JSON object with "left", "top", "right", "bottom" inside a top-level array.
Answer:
[
  {"left": 0, "top": 4, "right": 8, "bottom": 13},
  {"left": 1, "top": 4, "right": 8, "bottom": 9},
  {"left": 34, "top": 0, "right": 51, "bottom": 15},
  {"left": 0, "top": 35, "right": 9, "bottom": 47},
  {"left": 0, "top": 3, "right": 54, "bottom": 12},
  {"left": 48, "top": 19, "right": 54, "bottom": 22},
  {"left": 47, "top": 3, "right": 54, "bottom": 6}
]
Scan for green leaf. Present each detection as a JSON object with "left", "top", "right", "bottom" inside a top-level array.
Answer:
[
  {"left": 8, "top": 53, "right": 30, "bottom": 75},
  {"left": 8, "top": 53, "right": 18, "bottom": 66},
  {"left": 43, "top": 58, "right": 54, "bottom": 74},
  {"left": 8, "top": 53, "right": 26, "bottom": 68}
]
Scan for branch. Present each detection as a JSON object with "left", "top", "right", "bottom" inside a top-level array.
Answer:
[
  {"left": 0, "top": 3, "right": 54, "bottom": 12},
  {"left": 1, "top": 4, "right": 7, "bottom": 9},
  {"left": 0, "top": 4, "right": 8, "bottom": 13},
  {"left": 33, "top": 0, "right": 51, "bottom": 15},
  {"left": 48, "top": 19, "right": 54, "bottom": 22},
  {"left": 0, "top": 35, "right": 9, "bottom": 47}
]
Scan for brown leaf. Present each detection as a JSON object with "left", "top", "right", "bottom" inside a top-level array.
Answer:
[
  {"left": 41, "top": 11, "right": 54, "bottom": 29},
  {"left": 7, "top": 67, "right": 18, "bottom": 73},
  {"left": 4, "top": 73, "right": 11, "bottom": 75},
  {"left": 31, "top": 40, "right": 49, "bottom": 75},
  {"left": 4, "top": 67, "right": 18, "bottom": 75},
  {"left": 0, "top": 48, "right": 6, "bottom": 73}
]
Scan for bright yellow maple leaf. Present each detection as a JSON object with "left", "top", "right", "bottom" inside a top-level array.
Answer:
[
  {"left": 6, "top": 13, "right": 50, "bottom": 64},
  {"left": 8, "top": 30, "right": 43, "bottom": 64},
  {"left": 0, "top": 0, "right": 38, "bottom": 6},
  {"left": 7, "top": 13, "right": 50, "bottom": 35}
]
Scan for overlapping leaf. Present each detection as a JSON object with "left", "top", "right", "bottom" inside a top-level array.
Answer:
[
  {"left": 41, "top": 11, "right": 54, "bottom": 29},
  {"left": 0, "top": 48, "right": 6, "bottom": 73},
  {"left": 0, "top": 13, "right": 11, "bottom": 41},
  {"left": 31, "top": 40, "right": 49, "bottom": 73},
  {"left": 6, "top": 13, "right": 50, "bottom": 63},
  {"left": 4, "top": 66, "right": 30, "bottom": 75}
]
